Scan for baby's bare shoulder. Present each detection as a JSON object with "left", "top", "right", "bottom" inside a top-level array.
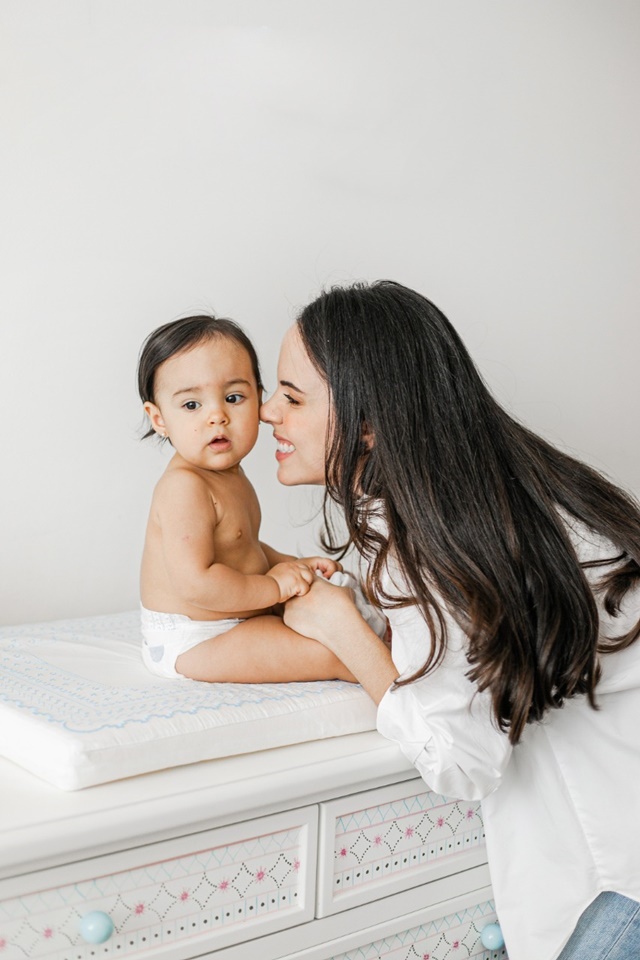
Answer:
[
  {"left": 155, "top": 460, "right": 209, "bottom": 491},
  {"left": 152, "top": 463, "right": 218, "bottom": 514}
]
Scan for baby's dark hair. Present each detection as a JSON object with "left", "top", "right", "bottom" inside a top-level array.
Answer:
[{"left": 137, "top": 314, "right": 263, "bottom": 440}]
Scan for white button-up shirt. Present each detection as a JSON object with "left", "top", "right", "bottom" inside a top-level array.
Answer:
[{"left": 375, "top": 513, "right": 640, "bottom": 960}]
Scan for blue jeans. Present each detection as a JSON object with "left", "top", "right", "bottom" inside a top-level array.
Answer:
[{"left": 557, "top": 892, "right": 640, "bottom": 959}]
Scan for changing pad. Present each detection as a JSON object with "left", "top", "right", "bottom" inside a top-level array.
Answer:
[{"left": 0, "top": 611, "right": 377, "bottom": 790}]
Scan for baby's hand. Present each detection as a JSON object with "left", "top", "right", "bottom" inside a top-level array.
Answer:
[
  {"left": 267, "top": 561, "right": 315, "bottom": 602},
  {"left": 301, "top": 556, "right": 343, "bottom": 579}
]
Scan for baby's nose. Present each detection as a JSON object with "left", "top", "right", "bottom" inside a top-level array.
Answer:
[{"left": 208, "top": 406, "right": 228, "bottom": 423}]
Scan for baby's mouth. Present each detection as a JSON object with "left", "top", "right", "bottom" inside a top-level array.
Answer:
[{"left": 209, "top": 435, "right": 230, "bottom": 446}]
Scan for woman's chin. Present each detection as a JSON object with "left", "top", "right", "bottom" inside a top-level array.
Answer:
[
  {"left": 276, "top": 461, "right": 323, "bottom": 487},
  {"left": 275, "top": 461, "right": 298, "bottom": 486}
]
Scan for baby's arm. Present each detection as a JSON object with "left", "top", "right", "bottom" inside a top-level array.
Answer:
[
  {"left": 260, "top": 541, "right": 296, "bottom": 566},
  {"left": 302, "top": 556, "right": 343, "bottom": 579},
  {"left": 156, "top": 472, "right": 313, "bottom": 612},
  {"left": 260, "top": 541, "right": 342, "bottom": 580}
]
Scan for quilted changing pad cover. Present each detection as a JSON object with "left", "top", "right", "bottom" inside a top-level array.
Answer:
[{"left": 0, "top": 611, "right": 377, "bottom": 791}]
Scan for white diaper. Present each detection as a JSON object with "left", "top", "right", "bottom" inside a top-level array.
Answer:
[{"left": 141, "top": 605, "right": 245, "bottom": 680}]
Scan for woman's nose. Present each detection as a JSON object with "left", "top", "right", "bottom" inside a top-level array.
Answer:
[{"left": 260, "top": 395, "right": 279, "bottom": 424}]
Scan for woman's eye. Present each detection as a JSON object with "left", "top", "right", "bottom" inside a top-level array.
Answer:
[
  {"left": 226, "top": 393, "right": 244, "bottom": 404},
  {"left": 283, "top": 393, "right": 300, "bottom": 406},
  {"left": 182, "top": 400, "right": 201, "bottom": 411}
]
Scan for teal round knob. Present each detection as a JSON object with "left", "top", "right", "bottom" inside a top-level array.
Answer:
[
  {"left": 79, "top": 911, "right": 114, "bottom": 944},
  {"left": 480, "top": 921, "right": 505, "bottom": 950}
]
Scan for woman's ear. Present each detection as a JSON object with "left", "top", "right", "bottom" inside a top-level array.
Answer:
[{"left": 143, "top": 401, "right": 167, "bottom": 438}]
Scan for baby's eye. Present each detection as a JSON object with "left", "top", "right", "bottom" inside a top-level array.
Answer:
[
  {"left": 182, "top": 400, "right": 201, "bottom": 411},
  {"left": 226, "top": 393, "right": 245, "bottom": 404}
]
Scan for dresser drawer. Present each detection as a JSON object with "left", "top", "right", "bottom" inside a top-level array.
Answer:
[
  {"left": 317, "top": 778, "right": 486, "bottom": 915},
  {"left": 282, "top": 888, "right": 507, "bottom": 960},
  {"left": 0, "top": 807, "right": 317, "bottom": 960}
]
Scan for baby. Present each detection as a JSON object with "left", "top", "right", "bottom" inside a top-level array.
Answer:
[{"left": 137, "top": 314, "right": 356, "bottom": 683}]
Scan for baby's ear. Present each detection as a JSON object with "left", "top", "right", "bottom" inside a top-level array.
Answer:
[{"left": 143, "top": 401, "right": 167, "bottom": 438}]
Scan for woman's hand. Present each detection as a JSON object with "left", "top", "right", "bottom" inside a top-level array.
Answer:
[
  {"left": 283, "top": 576, "right": 355, "bottom": 652},
  {"left": 284, "top": 578, "right": 399, "bottom": 704}
]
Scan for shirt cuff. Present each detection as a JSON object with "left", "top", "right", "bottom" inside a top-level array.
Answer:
[{"left": 377, "top": 682, "right": 434, "bottom": 765}]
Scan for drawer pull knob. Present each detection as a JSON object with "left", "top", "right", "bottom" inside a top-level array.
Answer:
[
  {"left": 480, "top": 921, "right": 505, "bottom": 949},
  {"left": 80, "top": 911, "right": 114, "bottom": 944}
]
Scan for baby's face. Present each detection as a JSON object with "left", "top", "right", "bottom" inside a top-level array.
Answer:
[{"left": 144, "top": 336, "right": 261, "bottom": 472}]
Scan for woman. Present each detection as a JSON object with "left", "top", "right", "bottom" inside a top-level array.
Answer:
[{"left": 260, "top": 281, "right": 640, "bottom": 960}]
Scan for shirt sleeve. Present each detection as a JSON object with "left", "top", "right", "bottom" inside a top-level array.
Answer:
[{"left": 376, "top": 616, "right": 513, "bottom": 802}]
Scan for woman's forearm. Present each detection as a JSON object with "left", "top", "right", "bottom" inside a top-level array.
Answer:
[
  {"left": 337, "top": 624, "right": 399, "bottom": 704},
  {"left": 284, "top": 583, "right": 399, "bottom": 703}
]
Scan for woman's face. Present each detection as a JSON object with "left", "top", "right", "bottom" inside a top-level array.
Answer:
[{"left": 260, "top": 325, "right": 330, "bottom": 486}]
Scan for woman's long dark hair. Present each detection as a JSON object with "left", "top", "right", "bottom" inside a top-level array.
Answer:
[{"left": 297, "top": 280, "right": 640, "bottom": 744}]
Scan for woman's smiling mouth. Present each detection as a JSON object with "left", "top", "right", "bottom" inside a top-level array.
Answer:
[{"left": 275, "top": 436, "right": 295, "bottom": 459}]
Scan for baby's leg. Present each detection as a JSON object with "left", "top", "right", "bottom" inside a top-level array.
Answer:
[{"left": 175, "top": 615, "right": 356, "bottom": 683}]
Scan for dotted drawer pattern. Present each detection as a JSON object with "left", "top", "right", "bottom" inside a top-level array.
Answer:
[
  {"left": 0, "top": 825, "right": 308, "bottom": 960},
  {"left": 327, "top": 899, "right": 507, "bottom": 960},
  {"left": 332, "top": 792, "right": 484, "bottom": 899}
]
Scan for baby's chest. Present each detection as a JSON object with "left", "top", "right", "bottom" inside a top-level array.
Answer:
[{"left": 212, "top": 498, "right": 264, "bottom": 565}]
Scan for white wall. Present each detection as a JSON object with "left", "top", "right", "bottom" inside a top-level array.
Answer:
[{"left": 2, "top": 0, "right": 639, "bottom": 625}]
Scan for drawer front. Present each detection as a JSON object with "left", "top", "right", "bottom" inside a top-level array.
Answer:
[
  {"left": 281, "top": 890, "right": 507, "bottom": 960},
  {"left": 317, "top": 779, "right": 486, "bottom": 915},
  {"left": 0, "top": 807, "right": 317, "bottom": 960},
  {"left": 324, "top": 900, "right": 506, "bottom": 960}
]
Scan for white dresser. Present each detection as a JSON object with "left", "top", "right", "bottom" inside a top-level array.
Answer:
[{"left": 0, "top": 731, "right": 506, "bottom": 960}]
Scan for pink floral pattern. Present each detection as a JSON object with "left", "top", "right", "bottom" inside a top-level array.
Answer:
[
  {"left": 0, "top": 822, "right": 310, "bottom": 960},
  {"left": 332, "top": 793, "right": 485, "bottom": 901},
  {"left": 320, "top": 900, "right": 502, "bottom": 960}
]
